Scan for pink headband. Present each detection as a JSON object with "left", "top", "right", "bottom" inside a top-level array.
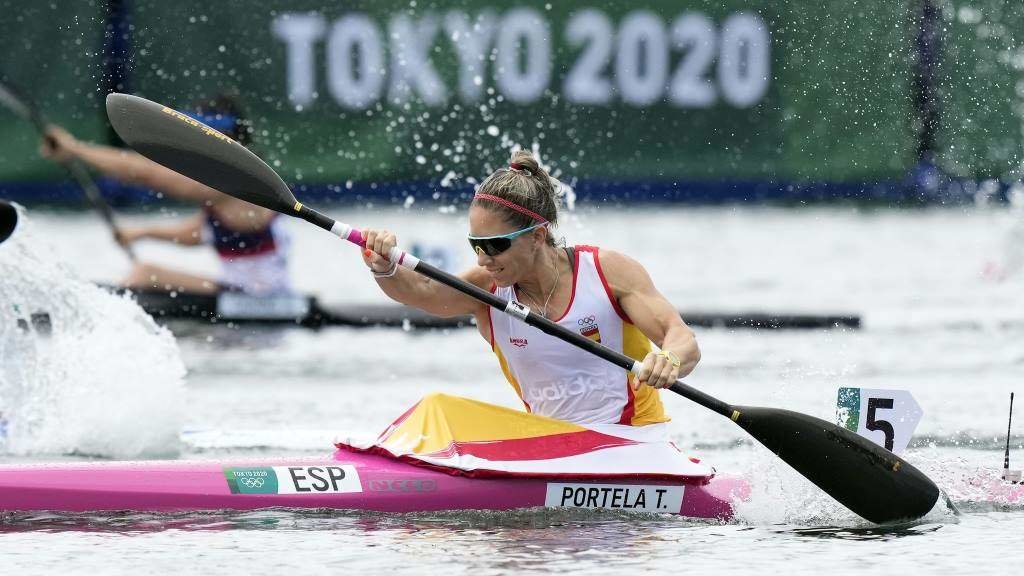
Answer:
[{"left": 472, "top": 193, "right": 547, "bottom": 223}]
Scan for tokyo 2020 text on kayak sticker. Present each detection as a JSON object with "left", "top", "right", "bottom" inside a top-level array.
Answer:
[
  {"left": 545, "top": 483, "right": 685, "bottom": 513},
  {"left": 224, "top": 465, "right": 362, "bottom": 495}
]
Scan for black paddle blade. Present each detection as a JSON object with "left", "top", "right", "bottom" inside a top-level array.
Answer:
[
  {"left": 104, "top": 93, "right": 297, "bottom": 213},
  {"left": 733, "top": 406, "right": 940, "bottom": 524},
  {"left": 0, "top": 200, "right": 18, "bottom": 244}
]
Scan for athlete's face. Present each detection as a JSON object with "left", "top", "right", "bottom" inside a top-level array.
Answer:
[{"left": 468, "top": 205, "right": 546, "bottom": 287}]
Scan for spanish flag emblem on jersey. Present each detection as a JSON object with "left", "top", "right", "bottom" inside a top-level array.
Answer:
[
  {"left": 580, "top": 323, "right": 601, "bottom": 342},
  {"left": 336, "top": 393, "right": 712, "bottom": 480}
]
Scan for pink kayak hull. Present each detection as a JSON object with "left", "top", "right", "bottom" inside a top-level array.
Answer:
[{"left": 0, "top": 449, "right": 749, "bottom": 519}]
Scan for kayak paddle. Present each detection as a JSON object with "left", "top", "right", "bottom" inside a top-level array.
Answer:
[
  {"left": 0, "top": 76, "right": 135, "bottom": 261},
  {"left": 104, "top": 92, "right": 941, "bottom": 524},
  {"left": 0, "top": 199, "right": 17, "bottom": 245}
]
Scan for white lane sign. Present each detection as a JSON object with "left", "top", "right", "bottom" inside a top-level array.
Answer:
[{"left": 836, "top": 388, "right": 922, "bottom": 455}]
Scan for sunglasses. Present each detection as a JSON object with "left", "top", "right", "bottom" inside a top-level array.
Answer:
[{"left": 468, "top": 222, "right": 548, "bottom": 256}]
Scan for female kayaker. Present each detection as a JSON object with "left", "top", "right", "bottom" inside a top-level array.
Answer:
[
  {"left": 39, "top": 95, "right": 291, "bottom": 295},
  {"left": 361, "top": 150, "right": 699, "bottom": 428}
]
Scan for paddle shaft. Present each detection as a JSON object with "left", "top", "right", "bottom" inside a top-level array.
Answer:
[
  {"left": 62, "top": 153, "right": 133, "bottom": 255},
  {"left": 293, "top": 202, "right": 735, "bottom": 419},
  {"left": 0, "top": 79, "right": 135, "bottom": 260}
]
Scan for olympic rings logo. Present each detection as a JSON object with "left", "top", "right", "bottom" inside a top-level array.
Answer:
[
  {"left": 578, "top": 315, "right": 596, "bottom": 326},
  {"left": 240, "top": 477, "right": 265, "bottom": 489}
]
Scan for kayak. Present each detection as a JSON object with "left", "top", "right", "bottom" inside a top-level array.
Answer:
[
  {"left": 113, "top": 288, "right": 471, "bottom": 329},
  {"left": 112, "top": 287, "right": 860, "bottom": 330},
  {"left": 0, "top": 447, "right": 748, "bottom": 518}
]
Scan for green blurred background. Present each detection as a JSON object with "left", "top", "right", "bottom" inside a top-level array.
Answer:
[{"left": 0, "top": 0, "right": 1019, "bottom": 203}]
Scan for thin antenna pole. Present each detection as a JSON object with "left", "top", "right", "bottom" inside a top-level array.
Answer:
[{"left": 1005, "top": 392, "right": 1015, "bottom": 473}]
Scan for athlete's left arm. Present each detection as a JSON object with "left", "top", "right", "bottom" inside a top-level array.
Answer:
[{"left": 599, "top": 249, "right": 700, "bottom": 389}]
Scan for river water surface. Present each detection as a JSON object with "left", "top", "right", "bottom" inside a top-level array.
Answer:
[{"left": 1, "top": 205, "right": 1023, "bottom": 574}]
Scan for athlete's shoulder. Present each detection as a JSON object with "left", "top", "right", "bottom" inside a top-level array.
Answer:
[
  {"left": 592, "top": 248, "right": 644, "bottom": 275},
  {"left": 462, "top": 265, "right": 500, "bottom": 297},
  {"left": 461, "top": 265, "right": 493, "bottom": 288},
  {"left": 589, "top": 248, "right": 654, "bottom": 296}
]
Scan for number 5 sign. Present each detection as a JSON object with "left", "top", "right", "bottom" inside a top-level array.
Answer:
[{"left": 836, "top": 388, "right": 923, "bottom": 455}]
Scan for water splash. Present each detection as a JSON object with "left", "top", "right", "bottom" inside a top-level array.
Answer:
[
  {"left": 0, "top": 204, "right": 186, "bottom": 458},
  {"left": 730, "top": 445, "right": 959, "bottom": 527},
  {"left": 914, "top": 445, "right": 1024, "bottom": 513},
  {"left": 730, "top": 446, "right": 863, "bottom": 526}
]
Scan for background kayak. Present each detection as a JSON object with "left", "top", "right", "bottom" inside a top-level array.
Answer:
[{"left": 112, "top": 288, "right": 861, "bottom": 330}]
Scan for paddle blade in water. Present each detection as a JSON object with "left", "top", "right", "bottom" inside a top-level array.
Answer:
[
  {"left": 104, "top": 93, "right": 296, "bottom": 213},
  {"left": 0, "top": 200, "right": 17, "bottom": 244},
  {"left": 732, "top": 406, "right": 940, "bottom": 524}
]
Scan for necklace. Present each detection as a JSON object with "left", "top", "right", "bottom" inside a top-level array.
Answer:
[{"left": 519, "top": 251, "right": 561, "bottom": 318}]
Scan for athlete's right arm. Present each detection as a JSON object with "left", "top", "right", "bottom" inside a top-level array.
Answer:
[
  {"left": 361, "top": 228, "right": 489, "bottom": 317},
  {"left": 119, "top": 213, "right": 205, "bottom": 247},
  {"left": 41, "top": 126, "right": 220, "bottom": 203}
]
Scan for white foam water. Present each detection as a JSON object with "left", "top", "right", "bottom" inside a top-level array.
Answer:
[{"left": 0, "top": 204, "right": 186, "bottom": 458}]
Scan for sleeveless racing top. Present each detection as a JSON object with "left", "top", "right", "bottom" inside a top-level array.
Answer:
[
  {"left": 488, "top": 245, "right": 669, "bottom": 427},
  {"left": 201, "top": 209, "right": 291, "bottom": 295}
]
